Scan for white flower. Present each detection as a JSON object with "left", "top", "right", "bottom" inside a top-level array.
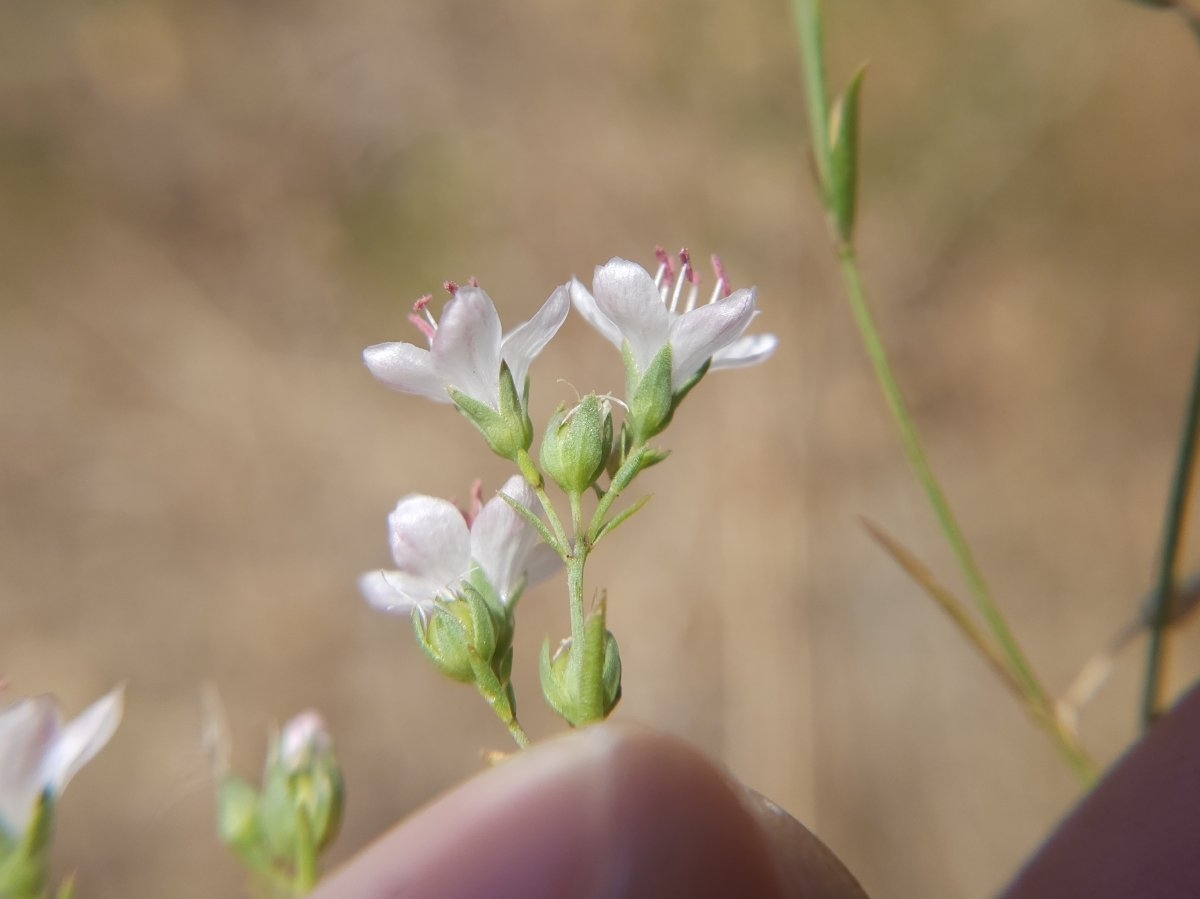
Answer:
[
  {"left": 363, "top": 283, "right": 570, "bottom": 411},
  {"left": 358, "top": 475, "right": 559, "bottom": 615},
  {"left": 569, "top": 251, "right": 777, "bottom": 392},
  {"left": 0, "top": 686, "right": 124, "bottom": 839}
]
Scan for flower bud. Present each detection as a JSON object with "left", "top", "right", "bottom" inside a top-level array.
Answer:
[
  {"left": 538, "top": 600, "right": 622, "bottom": 727},
  {"left": 258, "top": 712, "right": 344, "bottom": 858},
  {"left": 540, "top": 394, "right": 613, "bottom": 497},
  {"left": 413, "top": 590, "right": 499, "bottom": 684},
  {"left": 448, "top": 362, "right": 533, "bottom": 460}
]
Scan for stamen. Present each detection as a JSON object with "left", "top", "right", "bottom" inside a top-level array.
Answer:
[
  {"left": 654, "top": 246, "right": 674, "bottom": 289},
  {"left": 443, "top": 280, "right": 459, "bottom": 296},
  {"left": 710, "top": 254, "right": 732, "bottom": 300},
  {"left": 408, "top": 294, "right": 437, "bottom": 341},
  {"left": 467, "top": 276, "right": 480, "bottom": 288}
]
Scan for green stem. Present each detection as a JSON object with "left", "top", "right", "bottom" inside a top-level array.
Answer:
[
  {"left": 567, "top": 551, "right": 587, "bottom": 651},
  {"left": 837, "top": 248, "right": 1042, "bottom": 704},
  {"left": 292, "top": 812, "right": 317, "bottom": 896},
  {"left": 505, "top": 715, "right": 532, "bottom": 749},
  {"left": 791, "top": 0, "right": 833, "bottom": 193},
  {"left": 1141, "top": 337, "right": 1200, "bottom": 728}
]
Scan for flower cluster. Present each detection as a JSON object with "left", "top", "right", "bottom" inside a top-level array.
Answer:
[{"left": 360, "top": 249, "right": 776, "bottom": 741}]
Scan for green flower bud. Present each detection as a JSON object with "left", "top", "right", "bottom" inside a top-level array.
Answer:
[
  {"left": 538, "top": 599, "right": 622, "bottom": 727},
  {"left": 413, "top": 590, "right": 499, "bottom": 684},
  {"left": 448, "top": 362, "right": 533, "bottom": 461},
  {"left": 540, "top": 394, "right": 613, "bottom": 497},
  {"left": 258, "top": 713, "right": 344, "bottom": 858}
]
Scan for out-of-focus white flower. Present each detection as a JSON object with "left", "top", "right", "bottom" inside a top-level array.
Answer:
[
  {"left": 570, "top": 250, "right": 777, "bottom": 391},
  {"left": 0, "top": 686, "right": 123, "bottom": 839},
  {"left": 363, "top": 282, "right": 570, "bottom": 411},
  {"left": 277, "top": 710, "right": 333, "bottom": 773},
  {"left": 358, "top": 475, "right": 559, "bottom": 616}
]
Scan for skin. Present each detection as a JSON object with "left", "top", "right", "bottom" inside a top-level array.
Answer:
[{"left": 312, "top": 684, "right": 1200, "bottom": 899}]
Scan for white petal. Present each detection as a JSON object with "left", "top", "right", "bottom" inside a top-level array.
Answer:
[
  {"left": 470, "top": 475, "right": 548, "bottom": 601},
  {"left": 667, "top": 288, "right": 757, "bottom": 391},
  {"left": 592, "top": 259, "right": 672, "bottom": 374},
  {"left": 363, "top": 342, "right": 451, "bottom": 403},
  {"left": 524, "top": 542, "right": 562, "bottom": 588},
  {"left": 501, "top": 284, "right": 570, "bottom": 395},
  {"left": 568, "top": 277, "right": 623, "bottom": 351},
  {"left": 387, "top": 495, "right": 472, "bottom": 594},
  {"left": 40, "top": 686, "right": 123, "bottom": 799},
  {"left": 358, "top": 570, "right": 425, "bottom": 614},
  {"left": 711, "top": 332, "right": 778, "bottom": 369},
  {"left": 0, "top": 696, "right": 60, "bottom": 837},
  {"left": 432, "top": 288, "right": 503, "bottom": 409}
]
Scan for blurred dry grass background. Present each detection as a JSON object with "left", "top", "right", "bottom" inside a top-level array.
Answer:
[{"left": 1, "top": 1, "right": 1198, "bottom": 896}]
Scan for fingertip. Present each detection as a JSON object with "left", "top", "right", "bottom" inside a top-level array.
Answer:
[{"left": 312, "top": 724, "right": 868, "bottom": 899}]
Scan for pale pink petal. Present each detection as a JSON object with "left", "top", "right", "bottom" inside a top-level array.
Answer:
[
  {"left": 524, "top": 542, "right": 562, "bottom": 588},
  {"left": 592, "top": 259, "right": 672, "bottom": 373},
  {"left": 667, "top": 288, "right": 757, "bottom": 391},
  {"left": 568, "top": 277, "right": 623, "bottom": 351},
  {"left": 500, "top": 285, "right": 570, "bottom": 394},
  {"left": 41, "top": 686, "right": 123, "bottom": 797},
  {"left": 387, "top": 495, "right": 472, "bottom": 592},
  {"left": 431, "top": 288, "right": 503, "bottom": 409},
  {"left": 712, "top": 331, "right": 778, "bottom": 369},
  {"left": 470, "top": 475, "right": 554, "bottom": 601},
  {"left": 358, "top": 570, "right": 427, "bottom": 615},
  {"left": 0, "top": 696, "right": 59, "bottom": 836},
  {"left": 362, "top": 342, "right": 450, "bottom": 403}
]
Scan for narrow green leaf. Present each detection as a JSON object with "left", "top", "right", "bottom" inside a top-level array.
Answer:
[{"left": 827, "top": 64, "right": 867, "bottom": 246}]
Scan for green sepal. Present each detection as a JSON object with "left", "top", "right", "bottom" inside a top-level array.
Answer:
[
  {"left": 216, "top": 776, "right": 261, "bottom": 855},
  {"left": 539, "top": 637, "right": 573, "bottom": 723},
  {"left": 0, "top": 790, "right": 53, "bottom": 898},
  {"left": 625, "top": 342, "right": 674, "bottom": 443},
  {"left": 412, "top": 601, "right": 474, "bottom": 683},
  {"left": 827, "top": 64, "right": 867, "bottom": 246},
  {"left": 448, "top": 361, "right": 532, "bottom": 461}
]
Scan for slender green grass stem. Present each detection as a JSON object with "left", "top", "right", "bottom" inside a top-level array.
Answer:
[
  {"left": 836, "top": 246, "right": 1096, "bottom": 786},
  {"left": 791, "top": 0, "right": 832, "bottom": 192},
  {"left": 1141, "top": 337, "right": 1200, "bottom": 728},
  {"left": 836, "top": 248, "right": 1044, "bottom": 706}
]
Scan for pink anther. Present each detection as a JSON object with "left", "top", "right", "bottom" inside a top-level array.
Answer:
[
  {"left": 654, "top": 246, "right": 675, "bottom": 289},
  {"left": 408, "top": 294, "right": 437, "bottom": 341},
  {"left": 467, "top": 276, "right": 480, "bottom": 288},
  {"left": 710, "top": 254, "right": 732, "bottom": 298}
]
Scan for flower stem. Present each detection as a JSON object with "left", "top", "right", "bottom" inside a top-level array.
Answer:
[
  {"left": 505, "top": 715, "right": 532, "bottom": 749},
  {"left": 292, "top": 812, "right": 317, "bottom": 896},
  {"left": 1141, "top": 337, "right": 1200, "bottom": 728},
  {"left": 566, "top": 550, "right": 587, "bottom": 652}
]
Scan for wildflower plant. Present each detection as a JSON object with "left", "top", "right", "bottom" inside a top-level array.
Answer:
[
  {"left": 360, "top": 250, "right": 776, "bottom": 745},
  {"left": 210, "top": 708, "right": 344, "bottom": 898}
]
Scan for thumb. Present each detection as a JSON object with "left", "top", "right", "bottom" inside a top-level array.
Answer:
[{"left": 311, "top": 723, "right": 868, "bottom": 899}]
